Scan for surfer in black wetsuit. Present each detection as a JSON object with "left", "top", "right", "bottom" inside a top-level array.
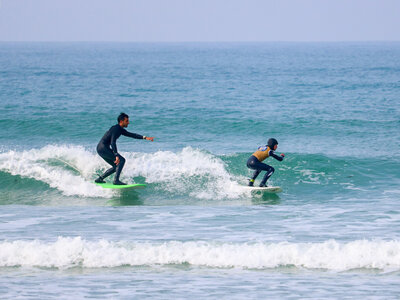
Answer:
[{"left": 95, "top": 112, "right": 154, "bottom": 185}]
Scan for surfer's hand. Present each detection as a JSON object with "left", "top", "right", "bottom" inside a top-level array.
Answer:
[
  {"left": 114, "top": 156, "right": 120, "bottom": 165},
  {"left": 281, "top": 153, "right": 285, "bottom": 157},
  {"left": 146, "top": 137, "right": 154, "bottom": 142}
]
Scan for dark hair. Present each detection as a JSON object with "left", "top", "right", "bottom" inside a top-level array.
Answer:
[{"left": 118, "top": 112, "right": 129, "bottom": 123}]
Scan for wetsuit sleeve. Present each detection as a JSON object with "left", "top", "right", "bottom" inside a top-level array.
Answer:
[
  {"left": 269, "top": 150, "right": 284, "bottom": 161},
  {"left": 121, "top": 129, "right": 144, "bottom": 140}
]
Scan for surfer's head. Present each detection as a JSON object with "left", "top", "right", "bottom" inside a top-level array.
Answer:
[
  {"left": 267, "top": 138, "right": 278, "bottom": 150},
  {"left": 118, "top": 112, "right": 129, "bottom": 128}
]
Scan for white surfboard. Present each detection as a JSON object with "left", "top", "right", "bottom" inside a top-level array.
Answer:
[{"left": 243, "top": 186, "right": 282, "bottom": 193}]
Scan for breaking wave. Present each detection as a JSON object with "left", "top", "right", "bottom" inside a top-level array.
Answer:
[{"left": 1, "top": 237, "right": 399, "bottom": 272}]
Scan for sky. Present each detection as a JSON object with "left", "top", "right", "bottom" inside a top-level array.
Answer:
[{"left": 0, "top": 0, "right": 399, "bottom": 42}]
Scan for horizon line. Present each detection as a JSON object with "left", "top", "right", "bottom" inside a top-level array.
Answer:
[{"left": 1, "top": 40, "right": 399, "bottom": 43}]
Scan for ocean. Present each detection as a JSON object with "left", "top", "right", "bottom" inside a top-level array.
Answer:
[{"left": 0, "top": 42, "right": 399, "bottom": 299}]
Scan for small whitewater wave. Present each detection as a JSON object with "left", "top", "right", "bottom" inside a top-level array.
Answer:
[
  {"left": 2, "top": 144, "right": 398, "bottom": 201},
  {"left": 1, "top": 237, "right": 399, "bottom": 271},
  {"left": 120, "top": 147, "right": 246, "bottom": 199},
  {"left": 0, "top": 145, "right": 247, "bottom": 199}
]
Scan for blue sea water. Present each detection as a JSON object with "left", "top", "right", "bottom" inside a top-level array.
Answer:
[{"left": 0, "top": 42, "right": 400, "bottom": 299}]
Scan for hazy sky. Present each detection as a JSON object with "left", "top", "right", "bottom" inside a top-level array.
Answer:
[{"left": 0, "top": 0, "right": 399, "bottom": 42}]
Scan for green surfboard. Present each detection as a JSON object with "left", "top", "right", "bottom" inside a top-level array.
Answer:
[{"left": 95, "top": 183, "right": 147, "bottom": 190}]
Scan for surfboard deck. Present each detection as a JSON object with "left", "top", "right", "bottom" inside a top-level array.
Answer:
[
  {"left": 95, "top": 183, "right": 146, "bottom": 190},
  {"left": 243, "top": 186, "right": 282, "bottom": 193}
]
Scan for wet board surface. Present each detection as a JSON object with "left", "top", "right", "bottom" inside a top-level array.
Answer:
[
  {"left": 243, "top": 186, "right": 282, "bottom": 193},
  {"left": 95, "top": 183, "right": 147, "bottom": 190}
]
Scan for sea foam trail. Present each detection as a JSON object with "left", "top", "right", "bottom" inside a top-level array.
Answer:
[
  {"left": 1, "top": 237, "right": 400, "bottom": 271},
  {"left": 0, "top": 145, "right": 246, "bottom": 199}
]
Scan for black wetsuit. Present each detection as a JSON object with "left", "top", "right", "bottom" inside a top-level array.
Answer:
[{"left": 97, "top": 124, "right": 143, "bottom": 182}]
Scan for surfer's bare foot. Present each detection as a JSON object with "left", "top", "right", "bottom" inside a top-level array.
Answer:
[
  {"left": 95, "top": 177, "right": 106, "bottom": 183},
  {"left": 113, "top": 180, "right": 127, "bottom": 185}
]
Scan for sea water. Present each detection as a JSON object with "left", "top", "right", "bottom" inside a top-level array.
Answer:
[{"left": 0, "top": 42, "right": 400, "bottom": 299}]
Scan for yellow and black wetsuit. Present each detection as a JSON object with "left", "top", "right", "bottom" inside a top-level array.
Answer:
[{"left": 247, "top": 145, "right": 284, "bottom": 187}]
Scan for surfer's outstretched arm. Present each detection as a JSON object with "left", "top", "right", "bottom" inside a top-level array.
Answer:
[
  {"left": 269, "top": 150, "right": 285, "bottom": 161},
  {"left": 121, "top": 129, "right": 154, "bottom": 141}
]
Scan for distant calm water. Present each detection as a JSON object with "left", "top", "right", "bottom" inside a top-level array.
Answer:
[{"left": 1, "top": 42, "right": 400, "bottom": 299}]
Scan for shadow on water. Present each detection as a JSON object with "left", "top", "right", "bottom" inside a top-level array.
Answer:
[
  {"left": 106, "top": 190, "right": 144, "bottom": 206},
  {"left": 251, "top": 193, "right": 281, "bottom": 205}
]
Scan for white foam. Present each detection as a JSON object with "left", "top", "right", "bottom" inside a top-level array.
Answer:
[
  {"left": 1, "top": 237, "right": 399, "bottom": 271},
  {"left": 121, "top": 147, "right": 245, "bottom": 199},
  {"left": 0, "top": 145, "right": 112, "bottom": 198},
  {"left": 0, "top": 145, "right": 246, "bottom": 199}
]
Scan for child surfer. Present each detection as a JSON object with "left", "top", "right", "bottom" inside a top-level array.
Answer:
[{"left": 247, "top": 138, "right": 285, "bottom": 187}]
